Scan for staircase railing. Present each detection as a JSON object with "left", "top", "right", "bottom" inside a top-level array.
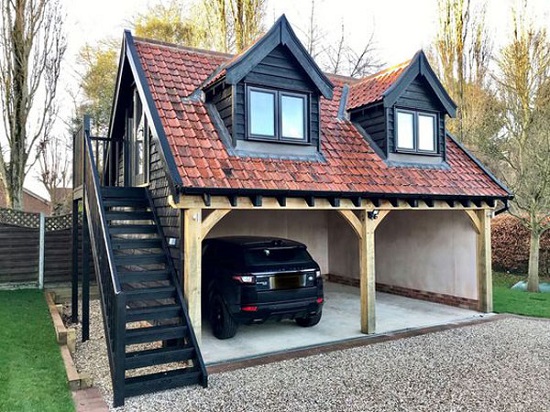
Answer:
[{"left": 83, "top": 125, "right": 127, "bottom": 406}]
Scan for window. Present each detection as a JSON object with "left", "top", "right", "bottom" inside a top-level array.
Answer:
[
  {"left": 396, "top": 109, "right": 437, "bottom": 154},
  {"left": 248, "top": 86, "right": 307, "bottom": 142}
]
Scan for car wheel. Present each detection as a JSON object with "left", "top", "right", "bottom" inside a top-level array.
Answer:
[
  {"left": 210, "top": 294, "right": 238, "bottom": 339},
  {"left": 295, "top": 311, "right": 322, "bottom": 327}
]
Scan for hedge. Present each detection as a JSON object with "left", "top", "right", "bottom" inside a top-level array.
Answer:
[{"left": 492, "top": 214, "right": 550, "bottom": 275}]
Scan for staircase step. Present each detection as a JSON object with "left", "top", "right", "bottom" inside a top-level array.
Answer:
[
  {"left": 103, "top": 199, "right": 149, "bottom": 208},
  {"left": 126, "top": 304, "right": 182, "bottom": 323},
  {"left": 101, "top": 187, "right": 146, "bottom": 199},
  {"left": 125, "top": 285, "right": 176, "bottom": 301},
  {"left": 125, "top": 346, "right": 195, "bottom": 370},
  {"left": 106, "top": 211, "right": 154, "bottom": 221},
  {"left": 118, "top": 270, "right": 172, "bottom": 283},
  {"left": 111, "top": 238, "right": 163, "bottom": 250},
  {"left": 125, "top": 324, "right": 187, "bottom": 345},
  {"left": 115, "top": 253, "right": 167, "bottom": 266},
  {"left": 124, "top": 367, "right": 201, "bottom": 398},
  {"left": 109, "top": 225, "right": 158, "bottom": 235}
]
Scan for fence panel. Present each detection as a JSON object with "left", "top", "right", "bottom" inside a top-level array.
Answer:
[{"left": 0, "top": 208, "right": 94, "bottom": 286}]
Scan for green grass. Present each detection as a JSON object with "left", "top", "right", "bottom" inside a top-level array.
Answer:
[
  {"left": 493, "top": 272, "right": 550, "bottom": 318},
  {"left": 0, "top": 290, "right": 74, "bottom": 412}
]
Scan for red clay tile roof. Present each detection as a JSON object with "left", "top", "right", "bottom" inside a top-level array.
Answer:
[
  {"left": 347, "top": 61, "right": 410, "bottom": 110},
  {"left": 133, "top": 39, "right": 508, "bottom": 198}
]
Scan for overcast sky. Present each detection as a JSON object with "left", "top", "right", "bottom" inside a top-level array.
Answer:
[{"left": 25, "top": 0, "right": 550, "bottom": 197}]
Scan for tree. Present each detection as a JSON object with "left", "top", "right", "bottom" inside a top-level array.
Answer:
[
  {"left": 133, "top": 1, "right": 207, "bottom": 46},
  {"left": 491, "top": 5, "right": 550, "bottom": 292},
  {"left": 201, "top": 0, "right": 266, "bottom": 53},
  {"left": 78, "top": 40, "right": 118, "bottom": 136},
  {"left": 0, "top": 0, "right": 66, "bottom": 210},
  {"left": 431, "top": 0, "right": 500, "bottom": 152},
  {"left": 37, "top": 135, "right": 71, "bottom": 215}
]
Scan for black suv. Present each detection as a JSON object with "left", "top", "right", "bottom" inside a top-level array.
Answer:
[{"left": 202, "top": 236, "right": 324, "bottom": 339}]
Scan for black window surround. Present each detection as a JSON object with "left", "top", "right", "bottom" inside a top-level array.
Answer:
[
  {"left": 247, "top": 85, "right": 309, "bottom": 144},
  {"left": 395, "top": 108, "right": 438, "bottom": 155}
]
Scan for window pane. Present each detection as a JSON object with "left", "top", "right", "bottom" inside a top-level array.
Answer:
[
  {"left": 281, "top": 95, "right": 305, "bottom": 139},
  {"left": 250, "top": 90, "right": 275, "bottom": 136},
  {"left": 397, "top": 111, "right": 414, "bottom": 149},
  {"left": 418, "top": 114, "right": 435, "bottom": 151}
]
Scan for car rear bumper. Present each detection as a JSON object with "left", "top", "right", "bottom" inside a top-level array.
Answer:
[{"left": 231, "top": 296, "right": 323, "bottom": 324}]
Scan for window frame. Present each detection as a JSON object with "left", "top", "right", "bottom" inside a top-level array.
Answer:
[
  {"left": 246, "top": 85, "right": 309, "bottom": 144},
  {"left": 395, "top": 108, "right": 438, "bottom": 155}
]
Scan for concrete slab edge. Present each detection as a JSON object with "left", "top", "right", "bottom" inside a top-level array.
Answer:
[{"left": 207, "top": 313, "right": 509, "bottom": 374}]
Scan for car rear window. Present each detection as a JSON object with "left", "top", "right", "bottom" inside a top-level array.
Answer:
[{"left": 244, "top": 247, "right": 312, "bottom": 267}]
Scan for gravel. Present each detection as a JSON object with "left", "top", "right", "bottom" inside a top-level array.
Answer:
[{"left": 72, "top": 301, "right": 550, "bottom": 412}]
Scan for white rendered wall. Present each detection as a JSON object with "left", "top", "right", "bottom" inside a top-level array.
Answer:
[{"left": 206, "top": 210, "right": 330, "bottom": 274}]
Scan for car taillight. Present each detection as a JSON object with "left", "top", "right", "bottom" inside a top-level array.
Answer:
[
  {"left": 316, "top": 297, "right": 324, "bottom": 304},
  {"left": 241, "top": 306, "right": 258, "bottom": 312},
  {"left": 232, "top": 274, "right": 256, "bottom": 284},
  {"left": 315, "top": 270, "right": 321, "bottom": 278}
]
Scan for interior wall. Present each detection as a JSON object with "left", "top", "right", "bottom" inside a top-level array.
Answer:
[
  {"left": 375, "top": 210, "right": 477, "bottom": 300},
  {"left": 328, "top": 213, "right": 360, "bottom": 278},
  {"left": 206, "top": 210, "right": 330, "bottom": 273}
]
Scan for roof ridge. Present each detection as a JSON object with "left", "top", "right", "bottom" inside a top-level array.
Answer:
[{"left": 133, "top": 36, "right": 234, "bottom": 59}]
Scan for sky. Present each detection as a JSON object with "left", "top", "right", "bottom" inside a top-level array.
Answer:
[{"left": 25, "top": 0, "right": 550, "bottom": 198}]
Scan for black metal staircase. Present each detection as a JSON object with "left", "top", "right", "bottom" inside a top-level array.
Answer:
[{"left": 79, "top": 123, "right": 207, "bottom": 407}]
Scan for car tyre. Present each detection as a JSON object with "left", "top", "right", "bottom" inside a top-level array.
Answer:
[
  {"left": 210, "top": 294, "right": 238, "bottom": 339},
  {"left": 295, "top": 311, "right": 322, "bottom": 327}
]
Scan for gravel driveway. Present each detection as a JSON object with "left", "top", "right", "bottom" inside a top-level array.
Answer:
[{"left": 74, "top": 302, "right": 550, "bottom": 412}]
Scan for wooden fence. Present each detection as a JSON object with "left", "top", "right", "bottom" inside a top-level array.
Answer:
[{"left": 0, "top": 208, "right": 94, "bottom": 287}]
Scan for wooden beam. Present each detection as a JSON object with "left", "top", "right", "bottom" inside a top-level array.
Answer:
[
  {"left": 477, "top": 209, "right": 493, "bottom": 313},
  {"left": 464, "top": 210, "right": 481, "bottom": 234},
  {"left": 328, "top": 197, "right": 340, "bottom": 207},
  {"left": 305, "top": 196, "right": 315, "bottom": 207},
  {"left": 183, "top": 209, "right": 203, "bottom": 339},
  {"left": 201, "top": 210, "right": 231, "bottom": 240},
  {"left": 359, "top": 210, "right": 376, "bottom": 334},
  {"left": 337, "top": 210, "right": 363, "bottom": 239}
]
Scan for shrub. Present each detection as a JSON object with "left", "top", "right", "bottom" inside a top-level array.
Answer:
[{"left": 492, "top": 214, "right": 550, "bottom": 276}]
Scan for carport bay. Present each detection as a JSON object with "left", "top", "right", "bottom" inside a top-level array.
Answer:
[{"left": 171, "top": 196, "right": 494, "bottom": 344}]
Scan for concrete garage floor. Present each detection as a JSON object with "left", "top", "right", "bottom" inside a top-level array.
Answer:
[{"left": 201, "top": 282, "right": 485, "bottom": 364}]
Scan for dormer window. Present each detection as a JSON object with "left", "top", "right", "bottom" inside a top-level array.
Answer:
[
  {"left": 396, "top": 109, "right": 437, "bottom": 154},
  {"left": 248, "top": 86, "right": 307, "bottom": 143}
]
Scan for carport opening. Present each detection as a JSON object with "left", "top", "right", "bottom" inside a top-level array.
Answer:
[{"left": 197, "top": 209, "right": 481, "bottom": 364}]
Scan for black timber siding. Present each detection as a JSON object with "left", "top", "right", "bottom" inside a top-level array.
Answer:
[
  {"left": 216, "top": 45, "right": 321, "bottom": 148},
  {"left": 350, "top": 103, "right": 387, "bottom": 155},
  {"left": 207, "top": 84, "right": 233, "bottom": 138},
  {"left": 148, "top": 137, "right": 181, "bottom": 278}
]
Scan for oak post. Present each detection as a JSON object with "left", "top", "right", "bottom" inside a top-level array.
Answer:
[
  {"left": 477, "top": 209, "right": 493, "bottom": 312},
  {"left": 183, "top": 208, "right": 203, "bottom": 339},
  {"left": 359, "top": 210, "right": 376, "bottom": 334}
]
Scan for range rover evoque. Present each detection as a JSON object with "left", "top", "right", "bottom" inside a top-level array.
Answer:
[{"left": 202, "top": 236, "right": 324, "bottom": 339}]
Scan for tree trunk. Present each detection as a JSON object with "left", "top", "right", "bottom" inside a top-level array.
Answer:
[{"left": 526, "top": 228, "right": 540, "bottom": 292}]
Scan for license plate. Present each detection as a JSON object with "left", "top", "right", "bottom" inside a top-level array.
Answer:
[{"left": 272, "top": 274, "right": 305, "bottom": 290}]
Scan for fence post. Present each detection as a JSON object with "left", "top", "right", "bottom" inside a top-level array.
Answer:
[{"left": 38, "top": 213, "right": 45, "bottom": 289}]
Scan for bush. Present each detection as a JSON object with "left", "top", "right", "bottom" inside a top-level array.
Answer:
[{"left": 492, "top": 214, "right": 550, "bottom": 276}]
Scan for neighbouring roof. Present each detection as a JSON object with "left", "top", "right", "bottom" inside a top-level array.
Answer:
[{"left": 125, "top": 33, "right": 510, "bottom": 200}]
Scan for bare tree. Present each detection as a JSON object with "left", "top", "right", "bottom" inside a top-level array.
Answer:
[
  {"left": 202, "top": 0, "right": 266, "bottom": 53},
  {"left": 432, "top": 0, "right": 494, "bottom": 145},
  {"left": 491, "top": 5, "right": 550, "bottom": 292},
  {"left": 38, "top": 135, "right": 71, "bottom": 215},
  {"left": 0, "top": 0, "right": 66, "bottom": 210}
]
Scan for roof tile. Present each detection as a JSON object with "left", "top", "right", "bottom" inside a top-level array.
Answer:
[{"left": 133, "top": 39, "right": 508, "bottom": 199}]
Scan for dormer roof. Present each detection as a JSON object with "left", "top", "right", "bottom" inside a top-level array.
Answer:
[
  {"left": 348, "top": 50, "right": 457, "bottom": 117},
  {"left": 204, "top": 15, "right": 334, "bottom": 99}
]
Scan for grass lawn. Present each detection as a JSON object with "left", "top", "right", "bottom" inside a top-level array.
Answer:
[
  {"left": 493, "top": 272, "right": 550, "bottom": 318},
  {"left": 0, "top": 289, "right": 74, "bottom": 412}
]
